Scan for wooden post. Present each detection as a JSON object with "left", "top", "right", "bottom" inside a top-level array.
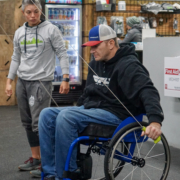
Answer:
[{"left": 82, "top": 3, "right": 94, "bottom": 80}]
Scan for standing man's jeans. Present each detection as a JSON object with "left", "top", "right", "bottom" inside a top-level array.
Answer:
[{"left": 39, "top": 106, "right": 122, "bottom": 180}]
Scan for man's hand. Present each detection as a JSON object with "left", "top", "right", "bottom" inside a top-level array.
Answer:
[
  {"left": 59, "top": 81, "right": 70, "bottom": 94},
  {"left": 141, "top": 122, "right": 162, "bottom": 140}
]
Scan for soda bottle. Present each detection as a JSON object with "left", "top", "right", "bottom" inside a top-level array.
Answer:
[
  {"left": 70, "top": 9, "right": 75, "bottom": 20},
  {"left": 54, "top": 70, "right": 58, "bottom": 82},
  {"left": 57, "top": 9, "right": 60, "bottom": 19},
  {"left": 59, "top": 9, "right": 63, "bottom": 19},
  {"left": 67, "top": 9, "right": 71, "bottom": 20},
  {"left": 54, "top": 9, "right": 57, "bottom": 19},
  {"left": 48, "top": 8, "right": 51, "bottom": 19},
  {"left": 51, "top": 8, "right": 54, "bottom": 19},
  {"left": 64, "top": 9, "right": 67, "bottom": 20}
]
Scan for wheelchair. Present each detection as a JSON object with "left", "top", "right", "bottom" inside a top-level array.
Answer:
[{"left": 41, "top": 114, "right": 171, "bottom": 180}]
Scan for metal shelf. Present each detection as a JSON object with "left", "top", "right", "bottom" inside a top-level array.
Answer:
[{"left": 140, "top": 10, "right": 180, "bottom": 14}]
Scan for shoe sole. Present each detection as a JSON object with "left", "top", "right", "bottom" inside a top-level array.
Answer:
[
  {"left": 30, "top": 172, "right": 41, "bottom": 178},
  {"left": 18, "top": 165, "right": 39, "bottom": 171}
]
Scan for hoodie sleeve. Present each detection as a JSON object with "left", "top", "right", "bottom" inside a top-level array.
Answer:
[
  {"left": 118, "top": 62, "right": 164, "bottom": 125},
  {"left": 50, "top": 26, "right": 69, "bottom": 75},
  {"left": 8, "top": 31, "right": 21, "bottom": 80}
]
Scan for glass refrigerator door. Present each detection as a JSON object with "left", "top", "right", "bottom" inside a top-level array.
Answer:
[{"left": 45, "top": 4, "right": 82, "bottom": 85}]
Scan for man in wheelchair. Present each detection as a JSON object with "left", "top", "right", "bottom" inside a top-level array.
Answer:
[{"left": 39, "top": 25, "right": 164, "bottom": 180}]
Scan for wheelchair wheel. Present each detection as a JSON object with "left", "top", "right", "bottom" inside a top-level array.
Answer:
[
  {"left": 104, "top": 122, "right": 171, "bottom": 180},
  {"left": 82, "top": 142, "right": 128, "bottom": 180}
]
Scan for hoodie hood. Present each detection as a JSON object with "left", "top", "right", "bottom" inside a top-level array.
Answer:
[
  {"left": 105, "top": 43, "right": 137, "bottom": 65},
  {"left": 132, "top": 24, "right": 143, "bottom": 33},
  {"left": 23, "top": 20, "right": 50, "bottom": 53}
]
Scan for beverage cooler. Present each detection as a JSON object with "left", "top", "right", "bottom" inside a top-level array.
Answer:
[{"left": 45, "top": 2, "right": 82, "bottom": 104}]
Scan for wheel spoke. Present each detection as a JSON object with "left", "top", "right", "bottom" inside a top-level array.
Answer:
[
  {"left": 122, "top": 167, "right": 138, "bottom": 180},
  {"left": 146, "top": 164, "right": 163, "bottom": 171},
  {"left": 139, "top": 135, "right": 146, "bottom": 152},
  {"left": 112, "top": 162, "right": 131, "bottom": 172},
  {"left": 122, "top": 141, "right": 133, "bottom": 157},
  {"left": 144, "top": 143, "right": 156, "bottom": 159},
  {"left": 131, "top": 166, "right": 135, "bottom": 180},
  {"left": 145, "top": 153, "right": 164, "bottom": 160},
  {"left": 134, "top": 131, "right": 141, "bottom": 158},
  {"left": 142, "top": 169, "right": 151, "bottom": 180}
]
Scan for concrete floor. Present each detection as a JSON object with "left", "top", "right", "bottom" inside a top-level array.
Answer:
[{"left": 0, "top": 106, "right": 180, "bottom": 180}]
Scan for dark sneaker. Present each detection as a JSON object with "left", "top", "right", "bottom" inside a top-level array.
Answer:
[
  {"left": 44, "top": 177, "right": 55, "bottom": 180},
  {"left": 30, "top": 165, "right": 41, "bottom": 178},
  {"left": 18, "top": 157, "right": 41, "bottom": 171}
]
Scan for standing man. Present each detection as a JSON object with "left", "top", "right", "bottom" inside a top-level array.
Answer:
[{"left": 5, "top": 0, "right": 69, "bottom": 177}]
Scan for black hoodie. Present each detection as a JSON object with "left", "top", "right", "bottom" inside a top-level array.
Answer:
[{"left": 77, "top": 43, "right": 164, "bottom": 124}]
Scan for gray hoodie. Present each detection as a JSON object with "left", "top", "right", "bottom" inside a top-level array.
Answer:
[
  {"left": 119, "top": 24, "right": 142, "bottom": 44},
  {"left": 8, "top": 20, "right": 69, "bottom": 81}
]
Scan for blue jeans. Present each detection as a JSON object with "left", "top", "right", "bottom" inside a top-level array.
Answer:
[{"left": 39, "top": 106, "right": 122, "bottom": 180}]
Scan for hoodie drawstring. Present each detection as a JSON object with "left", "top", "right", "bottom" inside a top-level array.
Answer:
[
  {"left": 24, "top": 27, "right": 27, "bottom": 53},
  {"left": 36, "top": 26, "right": 38, "bottom": 48}
]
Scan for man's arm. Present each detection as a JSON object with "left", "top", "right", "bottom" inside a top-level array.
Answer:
[{"left": 118, "top": 62, "right": 163, "bottom": 140}]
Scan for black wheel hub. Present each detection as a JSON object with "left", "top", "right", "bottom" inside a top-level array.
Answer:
[{"left": 131, "top": 156, "right": 146, "bottom": 168}]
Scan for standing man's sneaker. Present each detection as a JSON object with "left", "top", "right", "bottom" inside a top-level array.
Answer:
[
  {"left": 30, "top": 165, "right": 41, "bottom": 178},
  {"left": 44, "top": 177, "right": 55, "bottom": 180},
  {"left": 18, "top": 157, "right": 41, "bottom": 171}
]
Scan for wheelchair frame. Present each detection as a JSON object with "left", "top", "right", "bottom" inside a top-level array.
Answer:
[{"left": 41, "top": 114, "right": 170, "bottom": 180}]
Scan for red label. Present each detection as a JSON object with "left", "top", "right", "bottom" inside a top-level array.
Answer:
[{"left": 165, "top": 68, "right": 180, "bottom": 75}]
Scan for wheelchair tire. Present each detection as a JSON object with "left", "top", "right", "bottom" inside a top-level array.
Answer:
[{"left": 104, "top": 122, "right": 171, "bottom": 180}]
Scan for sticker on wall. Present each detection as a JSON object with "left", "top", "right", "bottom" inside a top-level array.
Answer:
[{"left": 164, "top": 57, "right": 180, "bottom": 97}]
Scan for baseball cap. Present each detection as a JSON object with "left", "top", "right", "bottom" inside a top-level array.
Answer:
[{"left": 82, "top": 24, "right": 117, "bottom": 47}]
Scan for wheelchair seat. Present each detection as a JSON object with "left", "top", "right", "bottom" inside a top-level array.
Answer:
[{"left": 79, "top": 123, "right": 117, "bottom": 138}]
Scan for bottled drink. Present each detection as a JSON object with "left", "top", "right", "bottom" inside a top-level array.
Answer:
[
  {"left": 54, "top": 70, "right": 58, "bottom": 82},
  {"left": 59, "top": 9, "right": 63, "bottom": 19},
  {"left": 48, "top": 9, "right": 51, "bottom": 19},
  {"left": 67, "top": 9, "right": 71, "bottom": 20},
  {"left": 51, "top": 8, "right": 54, "bottom": 19},
  {"left": 54, "top": 9, "right": 58, "bottom": 19},
  {"left": 71, "top": 9, "right": 75, "bottom": 20},
  {"left": 64, "top": 9, "right": 67, "bottom": 19}
]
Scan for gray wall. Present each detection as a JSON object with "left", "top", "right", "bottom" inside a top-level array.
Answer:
[{"left": 143, "top": 37, "right": 180, "bottom": 148}]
